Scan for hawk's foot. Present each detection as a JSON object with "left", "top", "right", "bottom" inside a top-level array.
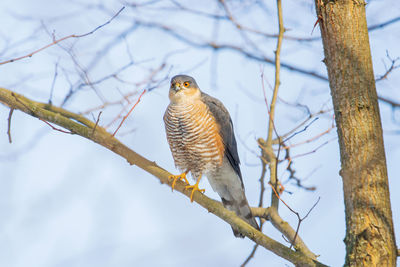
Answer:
[
  {"left": 168, "top": 172, "right": 189, "bottom": 191},
  {"left": 185, "top": 177, "right": 205, "bottom": 202}
]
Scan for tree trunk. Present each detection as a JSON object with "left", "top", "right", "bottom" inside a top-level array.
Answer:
[{"left": 314, "top": 0, "right": 397, "bottom": 266}]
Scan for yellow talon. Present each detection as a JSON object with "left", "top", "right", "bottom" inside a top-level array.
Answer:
[
  {"left": 185, "top": 176, "right": 205, "bottom": 202},
  {"left": 168, "top": 172, "right": 189, "bottom": 191}
]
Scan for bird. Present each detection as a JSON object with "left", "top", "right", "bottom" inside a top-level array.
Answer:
[{"left": 163, "top": 74, "right": 259, "bottom": 238}]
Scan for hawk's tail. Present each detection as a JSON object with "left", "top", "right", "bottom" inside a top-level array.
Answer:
[
  {"left": 207, "top": 160, "right": 260, "bottom": 238},
  {"left": 221, "top": 195, "right": 260, "bottom": 238}
]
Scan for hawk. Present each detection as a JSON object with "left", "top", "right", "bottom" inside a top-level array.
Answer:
[{"left": 163, "top": 74, "right": 259, "bottom": 238}]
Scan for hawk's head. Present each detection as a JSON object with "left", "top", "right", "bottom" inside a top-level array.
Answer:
[{"left": 169, "top": 75, "right": 201, "bottom": 103}]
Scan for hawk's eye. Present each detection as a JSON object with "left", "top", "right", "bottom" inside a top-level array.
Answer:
[{"left": 183, "top": 81, "right": 190, "bottom": 87}]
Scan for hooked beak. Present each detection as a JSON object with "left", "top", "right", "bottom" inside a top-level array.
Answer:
[{"left": 171, "top": 82, "right": 182, "bottom": 92}]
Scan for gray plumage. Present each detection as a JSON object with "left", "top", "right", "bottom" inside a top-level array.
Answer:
[{"left": 201, "top": 92, "right": 243, "bottom": 182}]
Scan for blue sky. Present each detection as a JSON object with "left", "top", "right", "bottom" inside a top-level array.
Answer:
[{"left": 1, "top": 0, "right": 399, "bottom": 266}]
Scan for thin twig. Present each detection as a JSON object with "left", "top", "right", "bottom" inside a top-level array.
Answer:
[
  {"left": 241, "top": 159, "right": 267, "bottom": 267},
  {"left": 269, "top": 183, "right": 320, "bottom": 249},
  {"left": 81, "top": 90, "right": 138, "bottom": 115},
  {"left": 92, "top": 111, "right": 102, "bottom": 136},
  {"left": 368, "top": 16, "right": 400, "bottom": 31},
  {"left": 273, "top": 109, "right": 332, "bottom": 144},
  {"left": 241, "top": 244, "right": 259, "bottom": 267},
  {"left": 376, "top": 51, "right": 400, "bottom": 82},
  {"left": 48, "top": 60, "right": 59, "bottom": 104},
  {"left": 290, "top": 138, "right": 336, "bottom": 160},
  {"left": 57, "top": 43, "right": 106, "bottom": 105},
  {"left": 282, "top": 145, "right": 316, "bottom": 191},
  {"left": 258, "top": 163, "right": 267, "bottom": 210},
  {"left": 378, "top": 96, "right": 400, "bottom": 108},
  {"left": 281, "top": 123, "right": 335, "bottom": 150},
  {"left": 0, "top": 7, "right": 125, "bottom": 66},
  {"left": 7, "top": 108, "right": 14, "bottom": 143},
  {"left": 283, "top": 118, "right": 319, "bottom": 143},
  {"left": 12, "top": 92, "right": 74, "bottom": 134},
  {"left": 291, "top": 197, "right": 321, "bottom": 250},
  {"left": 11, "top": 92, "right": 34, "bottom": 115},
  {"left": 112, "top": 89, "right": 146, "bottom": 137},
  {"left": 39, "top": 119, "right": 73, "bottom": 134}
]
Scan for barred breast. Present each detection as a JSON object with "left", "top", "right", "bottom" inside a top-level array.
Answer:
[{"left": 164, "top": 100, "right": 225, "bottom": 179}]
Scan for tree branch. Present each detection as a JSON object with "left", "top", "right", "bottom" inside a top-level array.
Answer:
[
  {"left": 0, "top": 87, "right": 327, "bottom": 267},
  {"left": 112, "top": 89, "right": 146, "bottom": 136},
  {"left": 252, "top": 207, "right": 318, "bottom": 260},
  {"left": 368, "top": 16, "right": 400, "bottom": 31},
  {"left": 267, "top": 0, "right": 285, "bottom": 216},
  {"left": 7, "top": 108, "right": 14, "bottom": 143},
  {"left": 0, "top": 7, "right": 125, "bottom": 66},
  {"left": 378, "top": 96, "right": 400, "bottom": 108},
  {"left": 133, "top": 19, "right": 328, "bottom": 81}
]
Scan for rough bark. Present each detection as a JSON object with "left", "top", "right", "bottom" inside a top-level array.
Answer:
[{"left": 314, "top": 0, "right": 397, "bottom": 266}]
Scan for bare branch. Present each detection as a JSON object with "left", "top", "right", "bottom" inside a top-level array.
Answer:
[
  {"left": 172, "top": 0, "right": 320, "bottom": 42},
  {"left": 290, "top": 138, "right": 336, "bottom": 160},
  {"left": 112, "top": 89, "right": 146, "bottom": 137},
  {"left": 39, "top": 119, "right": 74, "bottom": 134},
  {"left": 282, "top": 146, "right": 316, "bottom": 191},
  {"left": 378, "top": 96, "right": 400, "bottom": 108},
  {"left": 283, "top": 117, "right": 319, "bottom": 143},
  {"left": 376, "top": 51, "right": 400, "bottom": 82},
  {"left": 92, "top": 111, "right": 102, "bottom": 136},
  {"left": 0, "top": 7, "right": 125, "bottom": 66},
  {"left": 133, "top": 19, "right": 328, "bottom": 81},
  {"left": 267, "top": 0, "right": 285, "bottom": 211},
  {"left": 291, "top": 197, "right": 321, "bottom": 250},
  {"left": 241, "top": 159, "right": 268, "bottom": 267},
  {"left": 251, "top": 206, "right": 318, "bottom": 260},
  {"left": 286, "top": 127, "right": 335, "bottom": 149},
  {"left": 241, "top": 244, "right": 259, "bottom": 267},
  {"left": 57, "top": 43, "right": 106, "bottom": 105},
  {"left": 274, "top": 108, "right": 332, "bottom": 144},
  {"left": 368, "top": 16, "right": 400, "bottom": 31},
  {"left": 48, "top": 61, "right": 59, "bottom": 104},
  {"left": 269, "top": 183, "right": 320, "bottom": 250},
  {"left": 7, "top": 108, "right": 14, "bottom": 143}
]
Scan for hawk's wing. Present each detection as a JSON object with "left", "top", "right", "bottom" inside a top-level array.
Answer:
[{"left": 201, "top": 92, "right": 243, "bottom": 183}]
